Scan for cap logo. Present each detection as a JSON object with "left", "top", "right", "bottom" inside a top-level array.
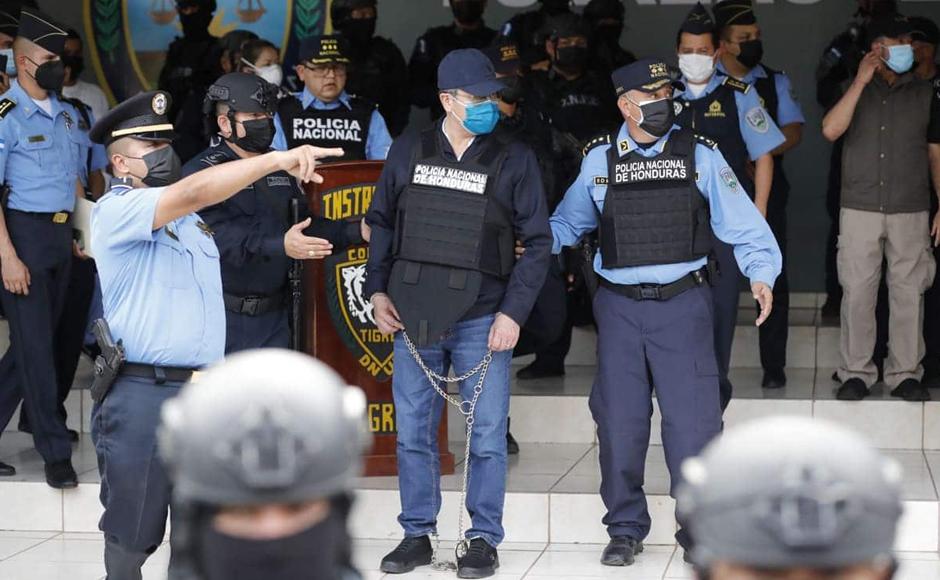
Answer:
[
  {"left": 152, "top": 93, "right": 168, "bottom": 116},
  {"left": 648, "top": 62, "right": 668, "bottom": 79},
  {"left": 500, "top": 45, "right": 519, "bottom": 62}
]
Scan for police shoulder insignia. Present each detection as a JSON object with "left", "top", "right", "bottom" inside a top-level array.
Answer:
[
  {"left": 593, "top": 176, "right": 609, "bottom": 185},
  {"left": 694, "top": 134, "right": 718, "bottom": 150},
  {"left": 582, "top": 133, "right": 611, "bottom": 157},
  {"left": 723, "top": 77, "right": 751, "bottom": 94},
  {"left": 745, "top": 107, "right": 769, "bottom": 134},
  {"left": 0, "top": 98, "right": 15, "bottom": 119},
  {"left": 719, "top": 167, "right": 740, "bottom": 192}
]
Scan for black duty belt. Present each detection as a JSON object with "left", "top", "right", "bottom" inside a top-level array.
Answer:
[
  {"left": 121, "top": 363, "right": 199, "bottom": 385},
  {"left": 600, "top": 267, "right": 709, "bottom": 302},
  {"left": 7, "top": 209, "right": 71, "bottom": 224},
  {"left": 223, "top": 293, "right": 285, "bottom": 316}
]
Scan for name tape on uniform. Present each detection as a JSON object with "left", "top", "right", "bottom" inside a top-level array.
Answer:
[
  {"left": 412, "top": 164, "right": 488, "bottom": 194},
  {"left": 292, "top": 118, "right": 363, "bottom": 142},
  {"left": 614, "top": 158, "right": 688, "bottom": 184}
]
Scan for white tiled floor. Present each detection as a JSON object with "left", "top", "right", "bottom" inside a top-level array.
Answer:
[{"left": 0, "top": 534, "right": 937, "bottom": 580}]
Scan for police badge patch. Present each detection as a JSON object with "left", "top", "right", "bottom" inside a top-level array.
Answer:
[
  {"left": 152, "top": 92, "right": 167, "bottom": 116},
  {"left": 720, "top": 167, "right": 739, "bottom": 192},
  {"left": 745, "top": 107, "right": 769, "bottom": 134}
]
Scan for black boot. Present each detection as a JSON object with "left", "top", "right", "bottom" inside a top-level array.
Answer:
[
  {"left": 600, "top": 536, "right": 643, "bottom": 566},
  {"left": 836, "top": 378, "right": 869, "bottom": 401},
  {"left": 457, "top": 538, "right": 499, "bottom": 579},
  {"left": 0, "top": 461, "right": 15, "bottom": 476},
  {"left": 380, "top": 535, "right": 432, "bottom": 574},
  {"left": 506, "top": 417, "right": 519, "bottom": 455},
  {"left": 891, "top": 378, "right": 931, "bottom": 402},
  {"left": 761, "top": 368, "right": 787, "bottom": 389},
  {"left": 45, "top": 460, "right": 78, "bottom": 489}
]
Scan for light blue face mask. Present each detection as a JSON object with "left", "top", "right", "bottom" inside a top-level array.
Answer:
[
  {"left": 883, "top": 44, "right": 914, "bottom": 74},
  {"left": 0, "top": 48, "right": 14, "bottom": 77},
  {"left": 452, "top": 97, "right": 500, "bottom": 136}
]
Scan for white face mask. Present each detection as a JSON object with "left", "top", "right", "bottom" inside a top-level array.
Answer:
[
  {"left": 678, "top": 53, "right": 715, "bottom": 84},
  {"left": 243, "top": 58, "right": 283, "bottom": 87}
]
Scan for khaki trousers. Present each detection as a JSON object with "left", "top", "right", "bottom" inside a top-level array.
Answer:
[{"left": 837, "top": 208, "right": 936, "bottom": 387}]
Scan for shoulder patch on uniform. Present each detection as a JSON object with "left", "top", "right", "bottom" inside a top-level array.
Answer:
[
  {"left": 593, "top": 176, "right": 608, "bottom": 185},
  {"left": 694, "top": 134, "right": 718, "bottom": 150},
  {"left": 0, "top": 98, "right": 15, "bottom": 118},
  {"left": 745, "top": 107, "right": 770, "bottom": 134},
  {"left": 722, "top": 77, "right": 751, "bottom": 94},
  {"left": 200, "top": 151, "right": 230, "bottom": 167},
  {"left": 720, "top": 167, "right": 740, "bottom": 192},
  {"left": 582, "top": 134, "right": 611, "bottom": 157}
]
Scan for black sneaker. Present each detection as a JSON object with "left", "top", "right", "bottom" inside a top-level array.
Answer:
[
  {"left": 380, "top": 535, "right": 432, "bottom": 574},
  {"left": 457, "top": 538, "right": 499, "bottom": 579},
  {"left": 45, "top": 460, "right": 77, "bottom": 489},
  {"left": 600, "top": 536, "right": 643, "bottom": 566},
  {"left": 836, "top": 378, "right": 869, "bottom": 401},
  {"left": 891, "top": 379, "right": 931, "bottom": 402},
  {"left": 515, "top": 360, "right": 565, "bottom": 380},
  {"left": 761, "top": 368, "right": 787, "bottom": 389},
  {"left": 0, "top": 461, "right": 14, "bottom": 476}
]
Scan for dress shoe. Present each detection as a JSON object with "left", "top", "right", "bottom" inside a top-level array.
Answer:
[
  {"left": 0, "top": 461, "right": 15, "bottom": 476},
  {"left": 45, "top": 460, "right": 78, "bottom": 489},
  {"left": 380, "top": 535, "right": 432, "bottom": 574},
  {"left": 457, "top": 538, "right": 499, "bottom": 579},
  {"left": 891, "top": 378, "right": 931, "bottom": 402},
  {"left": 761, "top": 368, "right": 787, "bottom": 389},
  {"left": 515, "top": 360, "right": 564, "bottom": 380},
  {"left": 600, "top": 536, "right": 643, "bottom": 566},
  {"left": 836, "top": 378, "right": 869, "bottom": 401}
]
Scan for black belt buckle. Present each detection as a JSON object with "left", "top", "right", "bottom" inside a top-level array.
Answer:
[
  {"left": 242, "top": 296, "right": 262, "bottom": 316},
  {"left": 639, "top": 285, "right": 661, "bottom": 301}
]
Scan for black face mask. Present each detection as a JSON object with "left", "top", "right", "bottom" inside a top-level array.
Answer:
[
  {"left": 62, "top": 55, "right": 85, "bottom": 80},
  {"left": 128, "top": 146, "right": 182, "bottom": 187},
  {"left": 541, "top": 0, "right": 570, "bottom": 16},
  {"left": 339, "top": 18, "right": 376, "bottom": 49},
  {"left": 555, "top": 45, "right": 589, "bottom": 72},
  {"left": 499, "top": 76, "right": 524, "bottom": 105},
  {"left": 230, "top": 116, "right": 276, "bottom": 153},
  {"left": 736, "top": 39, "right": 764, "bottom": 69},
  {"left": 180, "top": 8, "right": 213, "bottom": 39},
  {"left": 28, "top": 58, "right": 65, "bottom": 92},
  {"left": 633, "top": 97, "right": 675, "bottom": 139},
  {"left": 199, "top": 516, "right": 341, "bottom": 580},
  {"left": 451, "top": 0, "right": 484, "bottom": 25}
]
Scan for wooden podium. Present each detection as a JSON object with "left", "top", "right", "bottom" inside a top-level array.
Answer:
[{"left": 302, "top": 161, "right": 455, "bottom": 477}]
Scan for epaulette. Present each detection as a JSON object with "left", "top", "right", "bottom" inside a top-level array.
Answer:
[
  {"left": 582, "top": 133, "right": 611, "bottom": 157},
  {"left": 694, "top": 134, "right": 718, "bottom": 150},
  {"left": 722, "top": 77, "right": 751, "bottom": 94},
  {"left": 0, "top": 98, "right": 15, "bottom": 119},
  {"left": 200, "top": 150, "right": 231, "bottom": 168}
]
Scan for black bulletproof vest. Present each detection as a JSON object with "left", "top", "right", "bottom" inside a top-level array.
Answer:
[
  {"left": 394, "top": 129, "right": 514, "bottom": 279},
  {"left": 676, "top": 80, "right": 753, "bottom": 195},
  {"left": 277, "top": 95, "right": 373, "bottom": 161},
  {"left": 600, "top": 128, "right": 712, "bottom": 268},
  {"left": 753, "top": 66, "right": 791, "bottom": 194}
]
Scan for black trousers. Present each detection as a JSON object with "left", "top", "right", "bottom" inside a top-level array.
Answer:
[
  {"left": 0, "top": 212, "right": 74, "bottom": 463},
  {"left": 19, "top": 256, "right": 96, "bottom": 433},
  {"left": 756, "top": 187, "right": 789, "bottom": 372}
]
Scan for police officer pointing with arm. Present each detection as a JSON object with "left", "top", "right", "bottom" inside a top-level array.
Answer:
[
  {"left": 183, "top": 72, "right": 366, "bottom": 353},
  {"left": 550, "top": 58, "right": 780, "bottom": 567},
  {"left": 88, "top": 89, "right": 340, "bottom": 580}
]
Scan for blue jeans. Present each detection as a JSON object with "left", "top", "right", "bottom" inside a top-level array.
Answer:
[{"left": 393, "top": 314, "right": 511, "bottom": 547}]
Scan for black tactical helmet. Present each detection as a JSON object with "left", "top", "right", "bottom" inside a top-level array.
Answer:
[
  {"left": 330, "top": 0, "right": 376, "bottom": 28},
  {"left": 203, "top": 72, "right": 278, "bottom": 134}
]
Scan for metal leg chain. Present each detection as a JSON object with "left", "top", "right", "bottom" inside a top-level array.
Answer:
[{"left": 402, "top": 331, "right": 493, "bottom": 571}]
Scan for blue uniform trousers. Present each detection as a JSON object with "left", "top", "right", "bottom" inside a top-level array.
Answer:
[
  {"left": 0, "top": 211, "right": 74, "bottom": 462},
  {"left": 224, "top": 308, "right": 290, "bottom": 353},
  {"left": 92, "top": 375, "right": 183, "bottom": 579},
  {"left": 591, "top": 285, "right": 722, "bottom": 542},
  {"left": 711, "top": 240, "right": 740, "bottom": 411}
]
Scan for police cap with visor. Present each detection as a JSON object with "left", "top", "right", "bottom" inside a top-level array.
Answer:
[
  {"left": 298, "top": 34, "right": 351, "bottom": 65},
  {"left": 90, "top": 91, "right": 175, "bottom": 146}
]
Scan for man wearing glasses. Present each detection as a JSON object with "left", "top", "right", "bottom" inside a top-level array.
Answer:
[{"left": 274, "top": 35, "right": 392, "bottom": 160}]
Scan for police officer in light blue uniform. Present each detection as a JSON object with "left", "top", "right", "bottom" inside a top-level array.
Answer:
[
  {"left": 272, "top": 35, "right": 391, "bottom": 160},
  {"left": 88, "top": 89, "right": 341, "bottom": 580},
  {"left": 714, "top": 0, "right": 806, "bottom": 391},
  {"left": 0, "top": 8, "right": 86, "bottom": 487},
  {"left": 673, "top": 2, "right": 784, "bottom": 411},
  {"left": 550, "top": 58, "right": 781, "bottom": 568}
]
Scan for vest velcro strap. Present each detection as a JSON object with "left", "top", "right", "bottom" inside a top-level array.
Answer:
[
  {"left": 404, "top": 262, "right": 421, "bottom": 284},
  {"left": 448, "top": 268, "right": 468, "bottom": 290}
]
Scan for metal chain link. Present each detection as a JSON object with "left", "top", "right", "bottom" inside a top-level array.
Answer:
[{"left": 401, "top": 331, "right": 492, "bottom": 571}]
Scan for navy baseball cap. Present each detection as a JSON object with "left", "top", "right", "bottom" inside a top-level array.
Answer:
[
  {"left": 612, "top": 58, "right": 677, "bottom": 96},
  {"left": 910, "top": 16, "right": 939, "bottom": 45},
  {"left": 437, "top": 48, "right": 506, "bottom": 97}
]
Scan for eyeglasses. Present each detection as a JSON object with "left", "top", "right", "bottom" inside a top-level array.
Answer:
[
  {"left": 303, "top": 63, "right": 347, "bottom": 77},
  {"left": 449, "top": 93, "right": 497, "bottom": 106}
]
